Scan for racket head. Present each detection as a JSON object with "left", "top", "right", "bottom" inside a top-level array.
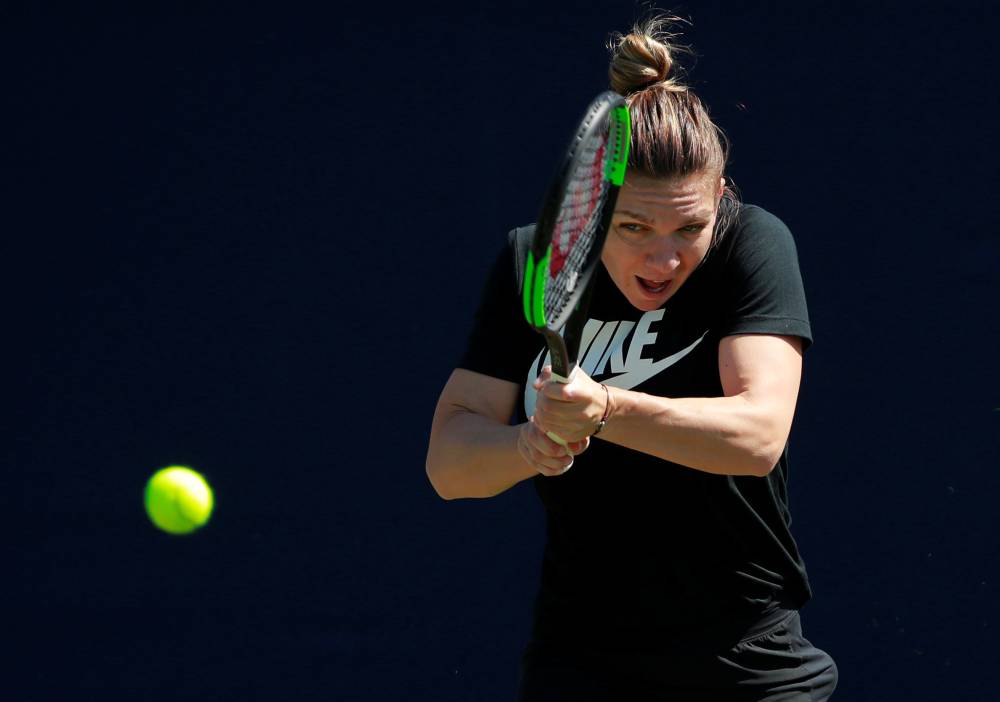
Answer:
[{"left": 522, "top": 91, "right": 631, "bottom": 370}]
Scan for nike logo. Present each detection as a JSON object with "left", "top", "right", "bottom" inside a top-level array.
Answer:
[
  {"left": 602, "top": 331, "right": 707, "bottom": 390},
  {"left": 524, "top": 309, "right": 708, "bottom": 416}
]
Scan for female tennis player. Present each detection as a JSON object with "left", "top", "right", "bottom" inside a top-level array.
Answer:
[{"left": 426, "top": 17, "right": 837, "bottom": 701}]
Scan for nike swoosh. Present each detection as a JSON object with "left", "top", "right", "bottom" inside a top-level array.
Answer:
[
  {"left": 523, "top": 328, "right": 709, "bottom": 417},
  {"left": 603, "top": 330, "right": 708, "bottom": 390}
]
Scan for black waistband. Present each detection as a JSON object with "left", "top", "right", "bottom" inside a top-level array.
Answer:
[{"left": 737, "top": 605, "right": 797, "bottom": 644}]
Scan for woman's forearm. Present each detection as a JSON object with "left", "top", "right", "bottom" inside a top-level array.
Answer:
[
  {"left": 599, "top": 389, "right": 787, "bottom": 477},
  {"left": 425, "top": 409, "right": 537, "bottom": 499}
]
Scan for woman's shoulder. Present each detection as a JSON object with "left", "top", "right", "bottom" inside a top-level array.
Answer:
[
  {"left": 714, "top": 200, "right": 800, "bottom": 265},
  {"left": 728, "top": 201, "right": 793, "bottom": 238}
]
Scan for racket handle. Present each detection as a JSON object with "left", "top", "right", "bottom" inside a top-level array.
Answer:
[
  {"left": 544, "top": 366, "right": 576, "bottom": 456},
  {"left": 545, "top": 430, "right": 570, "bottom": 447},
  {"left": 548, "top": 366, "right": 576, "bottom": 385},
  {"left": 545, "top": 428, "right": 573, "bottom": 472}
]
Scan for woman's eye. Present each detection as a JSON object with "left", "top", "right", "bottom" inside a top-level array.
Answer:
[
  {"left": 619, "top": 223, "right": 653, "bottom": 237},
  {"left": 615, "top": 223, "right": 648, "bottom": 245}
]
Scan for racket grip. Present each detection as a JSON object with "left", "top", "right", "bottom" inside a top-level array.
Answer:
[
  {"left": 546, "top": 429, "right": 573, "bottom": 473},
  {"left": 545, "top": 430, "right": 570, "bottom": 448},
  {"left": 544, "top": 366, "right": 576, "bottom": 453}
]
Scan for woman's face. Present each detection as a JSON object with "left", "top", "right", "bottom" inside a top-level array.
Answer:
[{"left": 602, "top": 171, "right": 724, "bottom": 311}]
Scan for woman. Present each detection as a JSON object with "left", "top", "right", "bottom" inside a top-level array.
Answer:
[{"left": 425, "top": 17, "right": 838, "bottom": 702}]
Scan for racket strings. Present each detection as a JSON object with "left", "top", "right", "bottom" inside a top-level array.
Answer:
[{"left": 545, "top": 132, "right": 611, "bottom": 321}]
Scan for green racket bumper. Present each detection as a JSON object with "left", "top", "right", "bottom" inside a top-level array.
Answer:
[
  {"left": 605, "top": 105, "right": 631, "bottom": 186},
  {"left": 523, "top": 250, "right": 536, "bottom": 325},
  {"left": 522, "top": 247, "right": 551, "bottom": 328}
]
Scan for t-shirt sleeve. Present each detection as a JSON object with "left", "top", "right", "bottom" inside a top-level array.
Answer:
[
  {"left": 457, "top": 242, "right": 538, "bottom": 383},
  {"left": 717, "top": 205, "right": 813, "bottom": 350}
]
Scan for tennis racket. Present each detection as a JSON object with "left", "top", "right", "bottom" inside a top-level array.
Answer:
[{"left": 521, "top": 91, "right": 630, "bottom": 445}]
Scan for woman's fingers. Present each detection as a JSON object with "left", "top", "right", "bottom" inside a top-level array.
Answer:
[
  {"left": 518, "top": 419, "right": 575, "bottom": 476},
  {"left": 517, "top": 419, "right": 594, "bottom": 476},
  {"left": 533, "top": 368, "right": 605, "bottom": 442}
]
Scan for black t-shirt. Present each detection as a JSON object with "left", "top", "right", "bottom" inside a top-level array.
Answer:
[{"left": 459, "top": 203, "right": 814, "bottom": 651}]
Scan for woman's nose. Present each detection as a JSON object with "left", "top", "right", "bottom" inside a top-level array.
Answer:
[{"left": 645, "top": 241, "right": 680, "bottom": 273}]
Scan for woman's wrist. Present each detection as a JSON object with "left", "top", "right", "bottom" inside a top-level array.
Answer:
[
  {"left": 592, "top": 383, "right": 613, "bottom": 435},
  {"left": 591, "top": 383, "right": 614, "bottom": 436}
]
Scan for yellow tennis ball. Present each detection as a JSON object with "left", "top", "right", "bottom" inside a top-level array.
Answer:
[{"left": 144, "top": 466, "right": 214, "bottom": 534}]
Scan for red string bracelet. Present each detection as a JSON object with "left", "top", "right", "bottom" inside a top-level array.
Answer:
[{"left": 592, "top": 383, "right": 611, "bottom": 436}]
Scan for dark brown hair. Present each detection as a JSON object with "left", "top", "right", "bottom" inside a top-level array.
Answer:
[{"left": 608, "top": 16, "right": 738, "bottom": 235}]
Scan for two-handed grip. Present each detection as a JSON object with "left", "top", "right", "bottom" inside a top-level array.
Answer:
[{"left": 542, "top": 367, "right": 575, "bottom": 470}]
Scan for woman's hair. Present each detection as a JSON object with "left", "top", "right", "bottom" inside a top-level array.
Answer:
[{"left": 608, "top": 15, "right": 738, "bottom": 235}]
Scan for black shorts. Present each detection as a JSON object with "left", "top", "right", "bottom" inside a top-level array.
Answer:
[{"left": 516, "top": 610, "right": 838, "bottom": 701}]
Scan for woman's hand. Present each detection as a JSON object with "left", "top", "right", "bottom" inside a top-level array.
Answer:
[
  {"left": 517, "top": 416, "right": 589, "bottom": 476},
  {"left": 532, "top": 366, "right": 610, "bottom": 445}
]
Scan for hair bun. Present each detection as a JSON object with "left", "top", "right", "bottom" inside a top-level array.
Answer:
[{"left": 608, "top": 17, "right": 688, "bottom": 95}]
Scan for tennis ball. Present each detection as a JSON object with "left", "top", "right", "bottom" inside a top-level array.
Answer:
[{"left": 144, "top": 466, "right": 214, "bottom": 535}]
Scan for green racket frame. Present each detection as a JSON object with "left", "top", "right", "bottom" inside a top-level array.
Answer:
[{"left": 521, "top": 96, "right": 630, "bottom": 382}]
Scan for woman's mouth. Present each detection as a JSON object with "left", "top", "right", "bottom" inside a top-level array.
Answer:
[{"left": 637, "top": 277, "right": 672, "bottom": 295}]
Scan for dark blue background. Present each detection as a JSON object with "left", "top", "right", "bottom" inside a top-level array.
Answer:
[{"left": 11, "top": 2, "right": 998, "bottom": 700}]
